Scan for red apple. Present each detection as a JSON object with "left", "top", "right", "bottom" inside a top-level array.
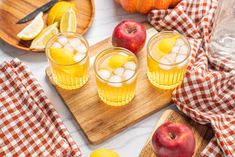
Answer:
[
  {"left": 152, "top": 122, "right": 195, "bottom": 157},
  {"left": 112, "top": 20, "right": 146, "bottom": 54}
]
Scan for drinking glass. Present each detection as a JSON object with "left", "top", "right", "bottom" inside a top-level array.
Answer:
[
  {"left": 46, "top": 32, "right": 89, "bottom": 90},
  {"left": 147, "top": 31, "right": 191, "bottom": 89},
  {"left": 94, "top": 47, "right": 138, "bottom": 106}
]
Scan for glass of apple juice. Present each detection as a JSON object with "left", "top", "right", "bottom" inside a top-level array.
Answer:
[
  {"left": 94, "top": 47, "right": 138, "bottom": 106},
  {"left": 46, "top": 32, "right": 89, "bottom": 90},
  {"left": 147, "top": 31, "right": 191, "bottom": 89}
]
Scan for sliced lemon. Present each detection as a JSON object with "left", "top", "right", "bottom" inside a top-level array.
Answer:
[
  {"left": 47, "top": 1, "right": 77, "bottom": 25},
  {"left": 90, "top": 148, "right": 120, "bottom": 157},
  {"left": 50, "top": 47, "right": 75, "bottom": 64},
  {"left": 108, "top": 54, "right": 133, "bottom": 69},
  {"left": 151, "top": 44, "right": 167, "bottom": 61},
  {"left": 30, "top": 23, "right": 58, "bottom": 50},
  {"left": 17, "top": 12, "right": 44, "bottom": 40},
  {"left": 60, "top": 7, "right": 77, "bottom": 33},
  {"left": 157, "top": 35, "right": 179, "bottom": 54}
]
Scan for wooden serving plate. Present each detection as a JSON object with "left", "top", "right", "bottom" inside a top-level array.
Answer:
[
  {"left": 0, "top": 0, "right": 94, "bottom": 52},
  {"left": 139, "top": 110, "right": 214, "bottom": 157},
  {"left": 46, "top": 26, "right": 173, "bottom": 144}
]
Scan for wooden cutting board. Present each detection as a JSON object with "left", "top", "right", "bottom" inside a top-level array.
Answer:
[
  {"left": 46, "top": 25, "right": 173, "bottom": 144},
  {"left": 0, "top": 0, "right": 94, "bottom": 52},
  {"left": 139, "top": 110, "right": 214, "bottom": 157}
]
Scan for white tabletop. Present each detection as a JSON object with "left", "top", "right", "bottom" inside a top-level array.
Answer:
[{"left": 0, "top": 0, "right": 175, "bottom": 156}]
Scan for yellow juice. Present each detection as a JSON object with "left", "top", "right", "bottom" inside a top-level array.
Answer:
[
  {"left": 94, "top": 47, "right": 138, "bottom": 106},
  {"left": 46, "top": 32, "right": 89, "bottom": 90},
  {"left": 147, "top": 32, "right": 190, "bottom": 89}
]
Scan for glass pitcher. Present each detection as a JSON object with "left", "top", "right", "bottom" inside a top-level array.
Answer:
[{"left": 209, "top": 0, "right": 235, "bottom": 61}]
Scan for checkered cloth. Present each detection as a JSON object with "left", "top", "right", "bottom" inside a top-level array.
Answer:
[
  {"left": 0, "top": 59, "right": 81, "bottom": 156},
  {"left": 149, "top": 0, "right": 235, "bottom": 156}
]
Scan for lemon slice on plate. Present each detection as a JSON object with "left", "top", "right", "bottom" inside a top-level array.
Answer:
[
  {"left": 17, "top": 12, "right": 44, "bottom": 40},
  {"left": 60, "top": 7, "right": 77, "bottom": 33},
  {"left": 47, "top": 1, "right": 77, "bottom": 25},
  {"left": 30, "top": 22, "right": 58, "bottom": 50}
]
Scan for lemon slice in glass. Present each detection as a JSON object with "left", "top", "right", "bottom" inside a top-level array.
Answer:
[
  {"left": 17, "top": 12, "right": 44, "bottom": 40},
  {"left": 60, "top": 7, "right": 77, "bottom": 33},
  {"left": 108, "top": 54, "right": 133, "bottom": 69},
  {"left": 50, "top": 47, "right": 75, "bottom": 64},
  {"left": 157, "top": 35, "right": 179, "bottom": 54},
  {"left": 30, "top": 22, "right": 58, "bottom": 50}
]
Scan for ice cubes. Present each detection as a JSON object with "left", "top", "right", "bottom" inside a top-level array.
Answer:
[
  {"left": 97, "top": 69, "right": 111, "bottom": 80},
  {"left": 171, "top": 45, "right": 180, "bottom": 54},
  {"left": 175, "top": 39, "right": 184, "bottom": 46},
  {"left": 69, "top": 38, "right": 82, "bottom": 48},
  {"left": 108, "top": 75, "right": 122, "bottom": 87},
  {"left": 124, "top": 61, "right": 136, "bottom": 70},
  {"left": 57, "top": 36, "right": 68, "bottom": 45},
  {"left": 114, "top": 67, "right": 124, "bottom": 76},
  {"left": 176, "top": 54, "right": 185, "bottom": 63},
  {"left": 176, "top": 54, "right": 188, "bottom": 67},
  {"left": 179, "top": 45, "right": 188, "bottom": 55},
  {"left": 122, "top": 69, "right": 136, "bottom": 84},
  {"left": 74, "top": 53, "right": 86, "bottom": 62},
  {"left": 67, "top": 38, "right": 87, "bottom": 54},
  {"left": 158, "top": 37, "right": 190, "bottom": 70},
  {"left": 159, "top": 55, "right": 174, "bottom": 70},
  {"left": 51, "top": 42, "right": 62, "bottom": 48},
  {"left": 159, "top": 52, "right": 188, "bottom": 69},
  {"left": 109, "top": 75, "right": 122, "bottom": 82},
  {"left": 74, "top": 44, "right": 87, "bottom": 54},
  {"left": 64, "top": 43, "right": 74, "bottom": 53},
  {"left": 163, "top": 53, "right": 177, "bottom": 62},
  {"left": 123, "top": 69, "right": 135, "bottom": 80}
]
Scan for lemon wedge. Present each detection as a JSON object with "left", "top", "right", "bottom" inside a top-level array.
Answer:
[
  {"left": 47, "top": 1, "right": 77, "bottom": 25},
  {"left": 108, "top": 54, "right": 133, "bottom": 69},
  {"left": 50, "top": 47, "right": 75, "bottom": 64},
  {"left": 151, "top": 44, "right": 166, "bottom": 61},
  {"left": 157, "top": 35, "right": 179, "bottom": 54},
  {"left": 17, "top": 12, "right": 44, "bottom": 40},
  {"left": 90, "top": 148, "right": 120, "bottom": 157},
  {"left": 30, "top": 23, "right": 58, "bottom": 50},
  {"left": 60, "top": 7, "right": 77, "bottom": 33}
]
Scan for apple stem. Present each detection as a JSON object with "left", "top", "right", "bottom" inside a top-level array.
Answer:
[
  {"left": 127, "top": 26, "right": 137, "bottom": 34},
  {"left": 169, "top": 133, "right": 176, "bottom": 140}
]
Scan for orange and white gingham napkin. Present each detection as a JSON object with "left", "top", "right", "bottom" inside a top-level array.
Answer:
[
  {"left": 0, "top": 59, "right": 81, "bottom": 156},
  {"left": 149, "top": 0, "right": 235, "bottom": 156}
]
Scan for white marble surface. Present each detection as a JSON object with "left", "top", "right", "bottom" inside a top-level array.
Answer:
[{"left": 0, "top": 0, "right": 176, "bottom": 156}]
